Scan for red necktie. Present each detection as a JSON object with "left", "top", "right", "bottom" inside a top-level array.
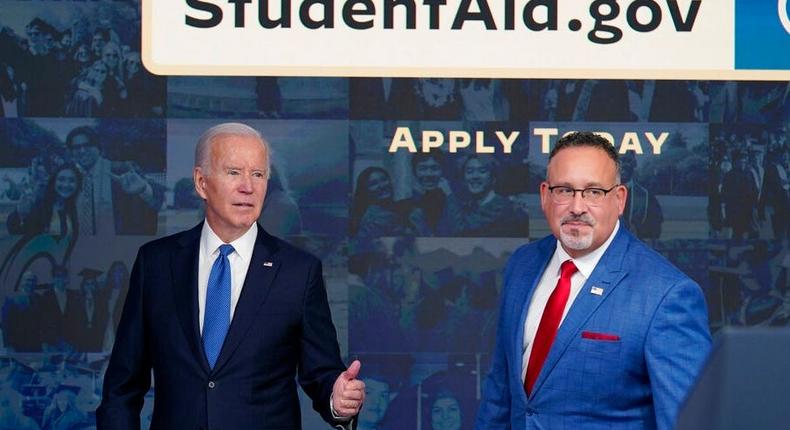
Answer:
[{"left": 525, "top": 259, "right": 578, "bottom": 396}]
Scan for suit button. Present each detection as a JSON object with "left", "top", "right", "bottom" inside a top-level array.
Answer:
[
  {"left": 526, "top": 408, "right": 536, "bottom": 416},
  {"left": 208, "top": 381, "right": 215, "bottom": 389}
]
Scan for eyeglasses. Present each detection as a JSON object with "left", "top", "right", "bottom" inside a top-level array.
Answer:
[{"left": 546, "top": 184, "right": 620, "bottom": 204}]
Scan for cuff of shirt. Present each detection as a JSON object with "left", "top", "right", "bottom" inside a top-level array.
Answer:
[{"left": 330, "top": 393, "right": 353, "bottom": 430}]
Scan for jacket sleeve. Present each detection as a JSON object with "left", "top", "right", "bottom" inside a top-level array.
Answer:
[
  {"left": 96, "top": 247, "right": 152, "bottom": 429},
  {"left": 475, "top": 306, "right": 513, "bottom": 430},
  {"left": 475, "top": 255, "right": 521, "bottom": 430},
  {"left": 296, "top": 259, "right": 350, "bottom": 428},
  {"left": 644, "top": 278, "right": 712, "bottom": 430}
]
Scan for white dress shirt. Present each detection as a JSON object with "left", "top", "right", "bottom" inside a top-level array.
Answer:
[
  {"left": 521, "top": 221, "right": 621, "bottom": 381},
  {"left": 198, "top": 221, "right": 257, "bottom": 333}
]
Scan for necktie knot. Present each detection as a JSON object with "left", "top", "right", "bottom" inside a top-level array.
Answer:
[
  {"left": 218, "top": 244, "right": 234, "bottom": 258},
  {"left": 560, "top": 260, "right": 578, "bottom": 279}
]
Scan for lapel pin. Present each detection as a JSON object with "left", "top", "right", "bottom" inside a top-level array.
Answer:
[
  {"left": 590, "top": 286, "right": 604, "bottom": 296},
  {"left": 263, "top": 261, "right": 273, "bottom": 267}
]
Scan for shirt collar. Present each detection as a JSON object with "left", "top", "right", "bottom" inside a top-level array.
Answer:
[
  {"left": 201, "top": 221, "right": 257, "bottom": 263},
  {"left": 553, "top": 220, "right": 620, "bottom": 279}
]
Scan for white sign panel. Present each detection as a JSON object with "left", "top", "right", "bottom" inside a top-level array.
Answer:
[{"left": 142, "top": 0, "right": 789, "bottom": 79}]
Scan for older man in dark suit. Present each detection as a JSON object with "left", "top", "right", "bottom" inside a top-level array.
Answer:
[{"left": 97, "top": 122, "right": 364, "bottom": 429}]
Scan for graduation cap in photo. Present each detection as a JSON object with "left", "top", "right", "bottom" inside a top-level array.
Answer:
[
  {"left": 10, "top": 358, "right": 35, "bottom": 373},
  {"left": 54, "top": 383, "right": 81, "bottom": 396},
  {"left": 38, "top": 354, "right": 66, "bottom": 372},
  {"left": 66, "top": 350, "right": 87, "bottom": 362},
  {"left": 20, "top": 383, "right": 48, "bottom": 397},
  {"left": 68, "top": 365, "right": 98, "bottom": 380},
  {"left": 0, "top": 356, "right": 13, "bottom": 369},
  {"left": 87, "top": 357, "right": 109, "bottom": 373},
  {"left": 6, "top": 359, "right": 35, "bottom": 390},
  {"left": 748, "top": 144, "right": 767, "bottom": 154}
]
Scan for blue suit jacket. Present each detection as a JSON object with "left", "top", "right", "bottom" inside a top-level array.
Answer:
[
  {"left": 97, "top": 223, "right": 348, "bottom": 429},
  {"left": 475, "top": 227, "right": 711, "bottom": 430}
]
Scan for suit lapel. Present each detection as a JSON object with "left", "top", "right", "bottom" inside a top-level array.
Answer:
[
  {"left": 213, "top": 228, "right": 280, "bottom": 373},
  {"left": 513, "top": 237, "right": 556, "bottom": 400},
  {"left": 529, "top": 227, "right": 632, "bottom": 396},
  {"left": 170, "top": 223, "right": 210, "bottom": 372}
]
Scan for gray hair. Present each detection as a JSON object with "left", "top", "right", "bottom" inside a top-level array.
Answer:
[{"left": 194, "top": 122, "right": 271, "bottom": 178}]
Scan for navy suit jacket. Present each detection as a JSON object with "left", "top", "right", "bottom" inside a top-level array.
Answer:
[
  {"left": 475, "top": 227, "right": 711, "bottom": 430},
  {"left": 97, "top": 223, "right": 348, "bottom": 429}
]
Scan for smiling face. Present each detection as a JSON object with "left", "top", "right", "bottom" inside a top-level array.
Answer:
[
  {"left": 101, "top": 43, "right": 120, "bottom": 71},
  {"left": 418, "top": 78, "right": 455, "bottom": 107},
  {"left": 125, "top": 53, "right": 141, "bottom": 77},
  {"left": 27, "top": 24, "right": 47, "bottom": 54},
  {"left": 74, "top": 44, "right": 90, "bottom": 63},
  {"left": 54, "top": 168, "right": 78, "bottom": 200},
  {"left": 20, "top": 272, "right": 37, "bottom": 294},
  {"left": 463, "top": 157, "right": 492, "bottom": 196},
  {"left": 540, "top": 146, "right": 626, "bottom": 258},
  {"left": 359, "top": 378, "right": 390, "bottom": 427},
  {"left": 88, "top": 61, "right": 108, "bottom": 86},
  {"left": 366, "top": 169, "right": 393, "bottom": 202},
  {"left": 68, "top": 132, "right": 101, "bottom": 170},
  {"left": 91, "top": 32, "right": 105, "bottom": 58},
  {"left": 431, "top": 396, "right": 461, "bottom": 430},
  {"left": 414, "top": 157, "right": 443, "bottom": 191},
  {"left": 194, "top": 134, "right": 268, "bottom": 242}
]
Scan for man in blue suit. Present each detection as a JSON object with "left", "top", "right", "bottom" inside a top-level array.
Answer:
[
  {"left": 97, "top": 123, "right": 364, "bottom": 429},
  {"left": 475, "top": 132, "right": 710, "bottom": 430}
]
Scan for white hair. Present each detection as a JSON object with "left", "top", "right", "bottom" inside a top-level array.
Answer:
[{"left": 194, "top": 122, "right": 271, "bottom": 178}]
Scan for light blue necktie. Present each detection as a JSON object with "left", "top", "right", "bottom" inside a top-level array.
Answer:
[{"left": 203, "top": 244, "right": 234, "bottom": 369}]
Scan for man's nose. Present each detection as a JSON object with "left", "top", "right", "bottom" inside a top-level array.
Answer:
[
  {"left": 238, "top": 175, "right": 253, "bottom": 193},
  {"left": 568, "top": 191, "right": 588, "bottom": 214}
]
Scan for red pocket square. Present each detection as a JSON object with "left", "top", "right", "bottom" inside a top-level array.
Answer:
[{"left": 581, "top": 331, "right": 620, "bottom": 341}]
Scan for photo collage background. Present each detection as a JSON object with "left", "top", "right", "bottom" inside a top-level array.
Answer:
[{"left": 0, "top": 2, "right": 789, "bottom": 429}]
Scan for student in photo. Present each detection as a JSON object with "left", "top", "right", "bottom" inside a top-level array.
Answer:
[
  {"left": 442, "top": 155, "right": 527, "bottom": 237},
  {"left": 350, "top": 166, "right": 413, "bottom": 237}
]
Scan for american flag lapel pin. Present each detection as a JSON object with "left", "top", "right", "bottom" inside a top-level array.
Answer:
[
  {"left": 263, "top": 261, "right": 273, "bottom": 267},
  {"left": 590, "top": 286, "right": 604, "bottom": 296}
]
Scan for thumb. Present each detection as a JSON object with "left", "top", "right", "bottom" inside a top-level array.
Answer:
[{"left": 342, "top": 360, "right": 361, "bottom": 381}]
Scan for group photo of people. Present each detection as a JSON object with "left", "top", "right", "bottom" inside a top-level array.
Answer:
[
  {"left": 351, "top": 121, "right": 531, "bottom": 238},
  {"left": 353, "top": 353, "right": 479, "bottom": 430},
  {"left": 167, "top": 77, "right": 348, "bottom": 119},
  {"left": 0, "top": 118, "right": 166, "bottom": 239},
  {"left": 350, "top": 78, "right": 789, "bottom": 125},
  {"left": 349, "top": 237, "right": 522, "bottom": 353},
  {"left": 0, "top": 1, "right": 165, "bottom": 118},
  {"left": 0, "top": 353, "right": 109, "bottom": 429},
  {"left": 710, "top": 125, "right": 790, "bottom": 241},
  {"left": 0, "top": 117, "right": 163, "bottom": 362}
]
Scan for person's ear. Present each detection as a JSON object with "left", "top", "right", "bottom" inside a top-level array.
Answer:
[
  {"left": 193, "top": 167, "right": 208, "bottom": 200},
  {"left": 616, "top": 184, "right": 628, "bottom": 215}
]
